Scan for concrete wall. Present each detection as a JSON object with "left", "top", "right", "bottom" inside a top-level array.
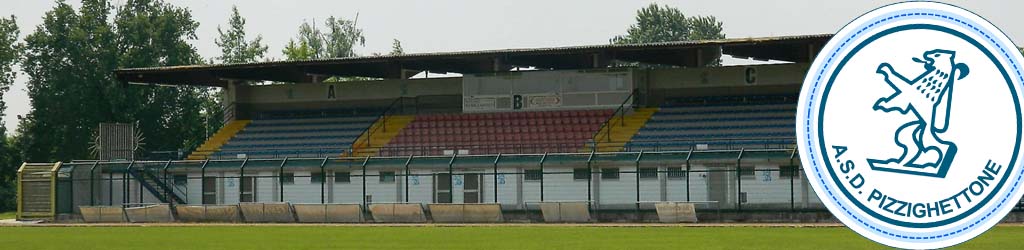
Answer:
[
  {"left": 227, "top": 63, "right": 807, "bottom": 115},
  {"left": 640, "top": 63, "right": 808, "bottom": 105},
  {"left": 235, "top": 78, "right": 461, "bottom": 104}
]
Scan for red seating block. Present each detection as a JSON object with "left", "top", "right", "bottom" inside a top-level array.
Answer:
[{"left": 383, "top": 109, "right": 611, "bottom": 156}]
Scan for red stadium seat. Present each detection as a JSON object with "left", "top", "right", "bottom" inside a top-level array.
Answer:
[{"left": 381, "top": 109, "right": 614, "bottom": 156}]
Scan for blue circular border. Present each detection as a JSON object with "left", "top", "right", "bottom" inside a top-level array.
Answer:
[
  {"left": 818, "top": 23, "right": 1019, "bottom": 228},
  {"left": 802, "top": 9, "right": 1024, "bottom": 241}
]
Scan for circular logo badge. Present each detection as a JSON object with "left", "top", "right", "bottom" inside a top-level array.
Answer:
[{"left": 797, "top": 2, "right": 1024, "bottom": 248}]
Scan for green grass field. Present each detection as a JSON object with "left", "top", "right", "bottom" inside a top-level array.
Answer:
[
  {"left": 0, "top": 225, "right": 1019, "bottom": 249},
  {"left": 0, "top": 211, "right": 14, "bottom": 220}
]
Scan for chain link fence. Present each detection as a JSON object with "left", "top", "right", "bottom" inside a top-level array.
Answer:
[{"left": 55, "top": 149, "right": 836, "bottom": 219}]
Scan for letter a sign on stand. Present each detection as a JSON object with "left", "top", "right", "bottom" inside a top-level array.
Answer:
[{"left": 797, "top": 2, "right": 1024, "bottom": 248}]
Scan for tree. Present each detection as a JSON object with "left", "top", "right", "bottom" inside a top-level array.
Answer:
[
  {"left": 282, "top": 39, "right": 314, "bottom": 61},
  {"left": 0, "top": 15, "right": 20, "bottom": 212},
  {"left": 0, "top": 16, "right": 18, "bottom": 134},
  {"left": 687, "top": 16, "right": 725, "bottom": 40},
  {"left": 19, "top": 0, "right": 118, "bottom": 161},
  {"left": 282, "top": 16, "right": 365, "bottom": 60},
  {"left": 611, "top": 3, "right": 725, "bottom": 44},
  {"left": 113, "top": 0, "right": 212, "bottom": 154},
  {"left": 389, "top": 39, "right": 404, "bottom": 56},
  {"left": 19, "top": 0, "right": 213, "bottom": 162},
  {"left": 322, "top": 16, "right": 364, "bottom": 58},
  {"left": 215, "top": 6, "right": 268, "bottom": 64}
]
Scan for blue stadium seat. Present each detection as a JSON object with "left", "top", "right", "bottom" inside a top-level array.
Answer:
[
  {"left": 211, "top": 115, "right": 377, "bottom": 159},
  {"left": 625, "top": 95, "right": 797, "bottom": 151}
]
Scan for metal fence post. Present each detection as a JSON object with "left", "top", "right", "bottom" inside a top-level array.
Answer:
[
  {"left": 404, "top": 155, "right": 413, "bottom": 203},
  {"left": 361, "top": 156, "right": 370, "bottom": 210},
  {"left": 736, "top": 148, "right": 745, "bottom": 211},
  {"left": 89, "top": 162, "right": 99, "bottom": 206},
  {"left": 138, "top": 164, "right": 143, "bottom": 204},
  {"left": 200, "top": 159, "right": 209, "bottom": 204},
  {"left": 634, "top": 150, "right": 644, "bottom": 221},
  {"left": 125, "top": 161, "right": 135, "bottom": 205},
  {"left": 108, "top": 164, "right": 114, "bottom": 206},
  {"left": 68, "top": 165, "right": 76, "bottom": 211},
  {"left": 685, "top": 148, "right": 693, "bottom": 202},
  {"left": 493, "top": 153, "right": 502, "bottom": 203},
  {"left": 239, "top": 158, "right": 248, "bottom": 203},
  {"left": 320, "top": 157, "right": 328, "bottom": 204},
  {"left": 278, "top": 157, "right": 288, "bottom": 202},
  {"left": 539, "top": 153, "right": 548, "bottom": 202},
  {"left": 448, "top": 152, "right": 458, "bottom": 203},
  {"left": 162, "top": 160, "right": 172, "bottom": 204},
  {"left": 586, "top": 151, "right": 595, "bottom": 212},
  {"left": 790, "top": 148, "right": 798, "bottom": 211}
]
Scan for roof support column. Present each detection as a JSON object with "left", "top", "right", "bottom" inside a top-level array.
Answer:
[
  {"left": 493, "top": 57, "right": 507, "bottom": 72},
  {"left": 696, "top": 48, "right": 704, "bottom": 67},
  {"left": 807, "top": 44, "right": 818, "bottom": 63}
]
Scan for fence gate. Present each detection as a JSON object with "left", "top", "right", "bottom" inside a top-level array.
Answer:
[{"left": 17, "top": 162, "right": 61, "bottom": 220}]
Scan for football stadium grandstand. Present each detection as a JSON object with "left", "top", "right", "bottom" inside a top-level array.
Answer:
[{"left": 19, "top": 34, "right": 849, "bottom": 223}]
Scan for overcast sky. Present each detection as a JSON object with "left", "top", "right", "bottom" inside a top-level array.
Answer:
[{"left": 1, "top": 0, "right": 1021, "bottom": 131}]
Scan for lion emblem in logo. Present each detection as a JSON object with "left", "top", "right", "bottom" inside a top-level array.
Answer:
[{"left": 868, "top": 49, "right": 970, "bottom": 177}]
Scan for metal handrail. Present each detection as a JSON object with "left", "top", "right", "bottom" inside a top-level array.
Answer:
[
  {"left": 221, "top": 102, "right": 236, "bottom": 125},
  {"left": 351, "top": 97, "right": 405, "bottom": 152},
  {"left": 195, "top": 137, "right": 792, "bottom": 159},
  {"left": 201, "top": 147, "right": 345, "bottom": 159},
  {"left": 591, "top": 89, "right": 637, "bottom": 146}
]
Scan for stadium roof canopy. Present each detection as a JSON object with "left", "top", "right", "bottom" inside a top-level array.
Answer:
[{"left": 114, "top": 34, "right": 833, "bottom": 87}]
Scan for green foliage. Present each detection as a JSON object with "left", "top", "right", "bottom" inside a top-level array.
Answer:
[
  {"left": 687, "top": 16, "right": 725, "bottom": 40},
  {"left": 215, "top": 6, "right": 267, "bottom": 64},
  {"left": 0, "top": 15, "right": 19, "bottom": 212},
  {"left": 19, "top": 0, "right": 114, "bottom": 162},
  {"left": 611, "top": 3, "right": 725, "bottom": 44},
  {"left": 323, "top": 16, "right": 365, "bottom": 58},
  {"left": 282, "top": 16, "right": 365, "bottom": 60},
  {"left": 282, "top": 39, "right": 314, "bottom": 61},
  {"left": 18, "top": 0, "right": 213, "bottom": 162},
  {"left": 389, "top": 39, "right": 404, "bottom": 56}
]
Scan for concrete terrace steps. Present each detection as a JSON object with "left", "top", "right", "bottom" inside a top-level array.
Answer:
[
  {"left": 187, "top": 120, "right": 251, "bottom": 160},
  {"left": 584, "top": 108, "right": 658, "bottom": 152},
  {"left": 347, "top": 115, "right": 415, "bottom": 157}
]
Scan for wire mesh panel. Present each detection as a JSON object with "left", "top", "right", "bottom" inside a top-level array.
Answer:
[
  {"left": 541, "top": 154, "right": 592, "bottom": 206},
  {"left": 62, "top": 162, "right": 97, "bottom": 214},
  {"left": 324, "top": 158, "right": 364, "bottom": 204},
  {"left": 688, "top": 151, "right": 743, "bottom": 210},
  {"left": 49, "top": 149, "right": 836, "bottom": 223},
  {"left": 738, "top": 150, "right": 794, "bottom": 210},
  {"left": 642, "top": 152, "right": 692, "bottom": 206},
  {"left": 168, "top": 161, "right": 204, "bottom": 205}
]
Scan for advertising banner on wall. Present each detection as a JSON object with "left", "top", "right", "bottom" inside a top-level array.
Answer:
[{"left": 462, "top": 70, "right": 632, "bottom": 112}]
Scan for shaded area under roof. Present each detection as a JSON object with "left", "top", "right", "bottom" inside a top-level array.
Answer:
[{"left": 115, "top": 34, "right": 833, "bottom": 87}]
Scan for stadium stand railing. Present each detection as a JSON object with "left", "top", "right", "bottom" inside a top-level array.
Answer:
[
  {"left": 590, "top": 89, "right": 636, "bottom": 146},
  {"left": 348, "top": 97, "right": 414, "bottom": 157},
  {"left": 52, "top": 149, "right": 836, "bottom": 222}
]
